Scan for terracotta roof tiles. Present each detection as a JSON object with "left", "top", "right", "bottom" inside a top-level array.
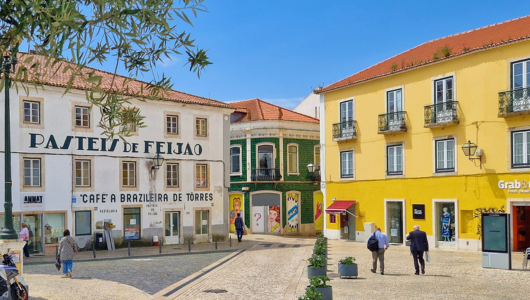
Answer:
[{"left": 230, "top": 99, "right": 319, "bottom": 123}]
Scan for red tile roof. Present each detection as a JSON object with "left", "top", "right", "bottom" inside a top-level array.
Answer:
[
  {"left": 230, "top": 99, "right": 319, "bottom": 123},
  {"left": 10, "top": 53, "right": 232, "bottom": 109},
  {"left": 321, "top": 15, "right": 530, "bottom": 93}
]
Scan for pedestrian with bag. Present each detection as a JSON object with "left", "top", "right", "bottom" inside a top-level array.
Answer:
[
  {"left": 59, "top": 229, "right": 78, "bottom": 278},
  {"left": 235, "top": 213, "right": 244, "bottom": 242},
  {"left": 406, "top": 225, "right": 429, "bottom": 275},
  {"left": 19, "top": 223, "right": 30, "bottom": 259},
  {"left": 367, "top": 227, "right": 389, "bottom": 275}
]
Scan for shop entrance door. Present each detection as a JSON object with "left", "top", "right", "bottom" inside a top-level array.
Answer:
[
  {"left": 386, "top": 201, "right": 404, "bottom": 244},
  {"left": 23, "top": 214, "right": 43, "bottom": 253},
  {"left": 165, "top": 211, "right": 180, "bottom": 245},
  {"left": 513, "top": 205, "right": 530, "bottom": 251},
  {"left": 195, "top": 210, "right": 209, "bottom": 243},
  {"left": 251, "top": 206, "right": 266, "bottom": 233},
  {"left": 251, "top": 193, "right": 281, "bottom": 234},
  {"left": 434, "top": 202, "right": 456, "bottom": 247},
  {"left": 347, "top": 206, "right": 356, "bottom": 241}
]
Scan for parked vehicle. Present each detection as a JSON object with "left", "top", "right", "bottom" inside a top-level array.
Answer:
[{"left": 0, "top": 249, "right": 28, "bottom": 300}]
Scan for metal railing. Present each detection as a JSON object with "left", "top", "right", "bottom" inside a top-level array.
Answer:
[
  {"left": 378, "top": 111, "right": 406, "bottom": 132},
  {"left": 424, "top": 101, "right": 458, "bottom": 126},
  {"left": 250, "top": 168, "right": 282, "bottom": 181},
  {"left": 332, "top": 120, "right": 357, "bottom": 139},
  {"left": 499, "top": 87, "right": 530, "bottom": 116},
  {"left": 310, "top": 170, "right": 321, "bottom": 182}
]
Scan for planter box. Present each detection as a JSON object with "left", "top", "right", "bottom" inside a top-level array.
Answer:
[
  {"left": 307, "top": 286, "right": 333, "bottom": 300},
  {"left": 307, "top": 266, "right": 326, "bottom": 279},
  {"left": 338, "top": 263, "right": 358, "bottom": 278}
]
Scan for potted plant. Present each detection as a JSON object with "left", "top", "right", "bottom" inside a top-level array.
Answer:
[
  {"left": 313, "top": 245, "right": 327, "bottom": 256},
  {"left": 298, "top": 286, "right": 322, "bottom": 300},
  {"left": 307, "top": 254, "right": 326, "bottom": 278},
  {"left": 307, "top": 275, "right": 332, "bottom": 300},
  {"left": 338, "top": 256, "right": 358, "bottom": 278}
]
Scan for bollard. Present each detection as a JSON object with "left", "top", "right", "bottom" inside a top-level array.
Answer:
[
  {"left": 230, "top": 235, "right": 232, "bottom": 247},
  {"left": 128, "top": 242, "right": 131, "bottom": 256},
  {"left": 188, "top": 238, "right": 191, "bottom": 252},
  {"left": 215, "top": 237, "right": 217, "bottom": 250},
  {"left": 159, "top": 239, "right": 162, "bottom": 254},
  {"left": 92, "top": 243, "right": 96, "bottom": 258}
]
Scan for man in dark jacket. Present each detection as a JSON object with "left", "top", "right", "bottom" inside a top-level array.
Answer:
[
  {"left": 235, "top": 213, "right": 244, "bottom": 242},
  {"left": 406, "top": 225, "right": 429, "bottom": 275}
]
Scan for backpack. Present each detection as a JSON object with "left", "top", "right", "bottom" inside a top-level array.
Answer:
[{"left": 367, "top": 233, "right": 379, "bottom": 252}]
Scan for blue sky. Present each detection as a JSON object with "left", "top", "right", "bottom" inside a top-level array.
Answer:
[{"left": 103, "top": 1, "right": 530, "bottom": 109}]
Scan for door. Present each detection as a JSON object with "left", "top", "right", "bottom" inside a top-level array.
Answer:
[
  {"left": 194, "top": 210, "right": 209, "bottom": 242},
  {"left": 514, "top": 205, "right": 530, "bottom": 251},
  {"left": 387, "top": 89, "right": 404, "bottom": 130},
  {"left": 252, "top": 206, "right": 266, "bottom": 233},
  {"left": 340, "top": 100, "right": 354, "bottom": 136},
  {"left": 286, "top": 192, "right": 300, "bottom": 233},
  {"left": 347, "top": 206, "right": 356, "bottom": 241},
  {"left": 165, "top": 211, "right": 180, "bottom": 245},
  {"left": 340, "top": 213, "right": 349, "bottom": 239},
  {"left": 257, "top": 145, "right": 274, "bottom": 178},
  {"left": 386, "top": 202, "right": 403, "bottom": 244},
  {"left": 512, "top": 60, "right": 530, "bottom": 111},
  {"left": 23, "top": 214, "right": 43, "bottom": 253},
  {"left": 434, "top": 77, "right": 454, "bottom": 122}
]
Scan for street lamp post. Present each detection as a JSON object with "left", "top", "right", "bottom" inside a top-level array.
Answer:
[{"left": 1, "top": 55, "right": 18, "bottom": 239}]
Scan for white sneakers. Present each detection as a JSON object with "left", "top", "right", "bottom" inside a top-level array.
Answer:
[{"left": 67, "top": 271, "right": 72, "bottom": 278}]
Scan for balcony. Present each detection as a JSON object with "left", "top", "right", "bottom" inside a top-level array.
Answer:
[
  {"left": 498, "top": 88, "right": 530, "bottom": 117},
  {"left": 251, "top": 168, "right": 282, "bottom": 181},
  {"left": 332, "top": 120, "right": 357, "bottom": 141},
  {"left": 424, "top": 101, "right": 459, "bottom": 128},
  {"left": 378, "top": 111, "right": 407, "bottom": 134},
  {"left": 309, "top": 170, "right": 321, "bottom": 182}
]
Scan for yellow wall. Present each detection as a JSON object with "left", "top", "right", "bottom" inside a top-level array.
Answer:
[{"left": 323, "top": 41, "right": 530, "bottom": 240}]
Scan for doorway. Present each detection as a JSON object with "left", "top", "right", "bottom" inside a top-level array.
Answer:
[
  {"left": 433, "top": 201, "right": 457, "bottom": 247},
  {"left": 251, "top": 193, "right": 281, "bottom": 234},
  {"left": 513, "top": 205, "right": 530, "bottom": 251},
  {"left": 347, "top": 205, "right": 356, "bottom": 241},
  {"left": 165, "top": 211, "right": 180, "bottom": 245},
  {"left": 194, "top": 210, "right": 209, "bottom": 242},
  {"left": 385, "top": 201, "right": 404, "bottom": 244},
  {"left": 23, "top": 214, "right": 43, "bottom": 253}
]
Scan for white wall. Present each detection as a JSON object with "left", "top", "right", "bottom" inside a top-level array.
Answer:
[{"left": 293, "top": 93, "right": 320, "bottom": 119}]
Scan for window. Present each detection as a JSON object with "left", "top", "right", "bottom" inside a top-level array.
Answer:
[
  {"left": 23, "top": 158, "right": 41, "bottom": 186},
  {"left": 340, "top": 151, "right": 353, "bottom": 178},
  {"left": 45, "top": 213, "right": 66, "bottom": 244},
  {"left": 387, "top": 145, "right": 403, "bottom": 175},
  {"left": 124, "top": 208, "right": 141, "bottom": 240},
  {"left": 258, "top": 145, "right": 274, "bottom": 169},
  {"left": 512, "top": 130, "right": 530, "bottom": 168},
  {"left": 513, "top": 59, "right": 530, "bottom": 90},
  {"left": 75, "top": 160, "right": 91, "bottom": 187},
  {"left": 196, "top": 164, "right": 208, "bottom": 187},
  {"left": 314, "top": 146, "right": 321, "bottom": 169},
  {"left": 23, "top": 101, "right": 40, "bottom": 124},
  {"left": 287, "top": 144, "right": 298, "bottom": 174},
  {"left": 123, "top": 122, "right": 137, "bottom": 133},
  {"left": 75, "top": 211, "right": 91, "bottom": 236},
  {"left": 435, "top": 139, "right": 455, "bottom": 173},
  {"left": 340, "top": 100, "right": 353, "bottom": 122},
  {"left": 75, "top": 106, "right": 90, "bottom": 127},
  {"left": 230, "top": 146, "right": 241, "bottom": 174},
  {"left": 196, "top": 118, "right": 207, "bottom": 137},
  {"left": 122, "top": 161, "right": 136, "bottom": 187},
  {"left": 387, "top": 89, "right": 402, "bottom": 113},
  {"left": 166, "top": 163, "right": 179, "bottom": 187},
  {"left": 166, "top": 115, "right": 179, "bottom": 134},
  {"left": 435, "top": 77, "right": 453, "bottom": 103}
]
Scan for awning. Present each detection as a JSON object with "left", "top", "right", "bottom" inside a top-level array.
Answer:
[{"left": 325, "top": 200, "right": 356, "bottom": 214}]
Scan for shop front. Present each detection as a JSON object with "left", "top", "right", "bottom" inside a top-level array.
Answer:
[
  {"left": 250, "top": 192, "right": 282, "bottom": 234},
  {"left": 325, "top": 200, "right": 356, "bottom": 241}
]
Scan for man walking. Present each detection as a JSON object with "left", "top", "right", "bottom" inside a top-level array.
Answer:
[
  {"left": 368, "top": 228, "right": 389, "bottom": 275},
  {"left": 235, "top": 213, "right": 244, "bottom": 242},
  {"left": 406, "top": 225, "right": 429, "bottom": 275}
]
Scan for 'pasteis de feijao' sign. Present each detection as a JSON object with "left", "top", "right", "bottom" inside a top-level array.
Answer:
[
  {"left": 28, "top": 133, "right": 203, "bottom": 156},
  {"left": 497, "top": 180, "right": 530, "bottom": 194}
]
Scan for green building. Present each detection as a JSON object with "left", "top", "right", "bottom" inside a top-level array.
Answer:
[{"left": 228, "top": 99, "right": 323, "bottom": 236}]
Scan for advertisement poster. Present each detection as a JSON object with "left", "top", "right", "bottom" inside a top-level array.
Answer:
[
  {"left": 268, "top": 205, "right": 281, "bottom": 233},
  {"left": 314, "top": 192, "right": 323, "bottom": 231},
  {"left": 229, "top": 194, "right": 244, "bottom": 233},
  {"left": 124, "top": 227, "right": 139, "bottom": 240},
  {"left": 287, "top": 193, "right": 299, "bottom": 233}
]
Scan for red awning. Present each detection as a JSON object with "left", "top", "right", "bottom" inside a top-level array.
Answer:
[{"left": 325, "top": 201, "right": 356, "bottom": 214}]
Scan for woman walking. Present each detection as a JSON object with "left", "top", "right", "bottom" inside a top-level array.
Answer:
[
  {"left": 59, "top": 229, "right": 78, "bottom": 278},
  {"left": 19, "top": 223, "right": 30, "bottom": 258}
]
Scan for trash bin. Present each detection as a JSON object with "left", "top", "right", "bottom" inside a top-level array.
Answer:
[
  {"left": 95, "top": 233, "right": 104, "bottom": 248},
  {"left": 153, "top": 236, "right": 159, "bottom": 246}
]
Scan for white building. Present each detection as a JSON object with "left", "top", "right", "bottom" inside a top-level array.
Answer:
[
  {"left": 293, "top": 93, "right": 320, "bottom": 120},
  {"left": 0, "top": 54, "right": 233, "bottom": 253}
]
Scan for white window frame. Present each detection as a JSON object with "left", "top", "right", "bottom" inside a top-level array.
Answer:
[
  {"left": 387, "top": 144, "right": 403, "bottom": 175},
  {"left": 166, "top": 163, "right": 180, "bottom": 188},
  {"left": 287, "top": 143, "right": 299, "bottom": 175},
  {"left": 166, "top": 115, "right": 179, "bottom": 134},
  {"left": 75, "top": 106, "right": 90, "bottom": 128},
  {"left": 386, "top": 88, "right": 403, "bottom": 113},
  {"left": 511, "top": 129, "right": 530, "bottom": 168},
  {"left": 434, "top": 138, "right": 456, "bottom": 173},
  {"left": 383, "top": 199, "right": 406, "bottom": 245},
  {"left": 339, "top": 99, "right": 354, "bottom": 122},
  {"left": 23, "top": 100, "right": 40, "bottom": 124},
  {"left": 314, "top": 145, "right": 321, "bottom": 169},
  {"left": 512, "top": 59, "right": 530, "bottom": 90},
  {"left": 196, "top": 164, "right": 208, "bottom": 188},
  {"left": 122, "top": 161, "right": 137, "bottom": 187},
  {"left": 256, "top": 143, "right": 276, "bottom": 170},
  {"left": 75, "top": 159, "right": 91, "bottom": 187},
  {"left": 432, "top": 199, "right": 459, "bottom": 247},
  {"left": 340, "top": 150, "right": 354, "bottom": 179},
  {"left": 434, "top": 77, "right": 454, "bottom": 104},
  {"left": 23, "top": 158, "right": 41, "bottom": 187},
  {"left": 230, "top": 145, "right": 242, "bottom": 176},
  {"left": 196, "top": 118, "right": 208, "bottom": 137}
]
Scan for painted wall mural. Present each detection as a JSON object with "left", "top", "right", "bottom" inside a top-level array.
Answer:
[
  {"left": 268, "top": 205, "right": 281, "bottom": 233},
  {"left": 287, "top": 193, "right": 299, "bottom": 233},
  {"left": 314, "top": 192, "right": 323, "bottom": 231},
  {"left": 229, "top": 194, "right": 244, "bottom": 233}
]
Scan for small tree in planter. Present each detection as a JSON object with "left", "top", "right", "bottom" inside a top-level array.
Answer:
[
  {"left": 307, "top": 254, "right": 326, "bottom": 278},
  {"left": 308, "top": 275, "right": 332, "bottom": 300},
  {"left": 338, "top": 256, "right": 358, "bottom": 279},
  {"left": 298, "top": 286, "right": 323, "bottom": 300}
]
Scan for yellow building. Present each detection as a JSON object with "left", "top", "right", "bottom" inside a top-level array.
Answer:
[{"left": 319, "top": 16, "right": 530, "bottom": 251}]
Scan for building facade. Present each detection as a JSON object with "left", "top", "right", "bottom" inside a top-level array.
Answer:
[
  {"left": 319, "top": 16, "right": 530, "bottom": 251},
  {"left": 0, "top": 54, "right": 233, "bottom": 253},
  {"left": 228, "top": 99, "right": 322, "bottom": 236}
]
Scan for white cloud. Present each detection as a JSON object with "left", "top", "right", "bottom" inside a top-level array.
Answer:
[
  {"left": 262, "top": 97, "right": 304, "bottom": 110},
  {"left": 160, "top": 55, "right": 180, "bottom": 67}
]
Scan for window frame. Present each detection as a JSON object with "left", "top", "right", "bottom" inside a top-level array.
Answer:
[
  {"left": 512, "top": 59, "right": 530, "bottom": 90},
  {"left": 386, "top": 88, "right": 403, "bottom": 113},
  {"left": 435, "top": 138, "right": 455, "bottom": 173},
  {"left": 75, "top": 159, "right": 91, "bottom": 187},
  {"left": 195, "top": 163, "right": 209, "bottom": 189},
  {"left": 166, "top": 115, "right": 179, "bottom": 135},
  {"left": 314, "top": 145, "right": 321, "bottom": 169},
  {"left": 196, "top": 118, "right": 208, "bottom": 137},
  {"left": 22, "top": 100, "right": 40, "bottom": 124},
  {"left": 434, "top": 76, "right": 454, "bottom": 104},
  {"left": 256, "top": 143, "right": 275, "bottom": 171},
  {"left": 75, "top": 210, "right": 92, "bottom": 236},
  {"left": 339, "top": 99, "right": 354, "bottom": 122},
  {"left": 387, "top": 144, "right": 403, "bottom": 176},
  {"left": 511, "top": 129, "right": 530, "bottom": 168},
  {"left": 23, "top": 158, "right": 41, "bottom": 187},
  {"left": 122, "top": 161, "right": 137, "bottom": 187},
  {"left": 340, "top": 150, "right": 354, "bottom": 179},
  {"left": 230, "top": 145, "right": 242, "bottom": 176},
  {"left": 166, "top": 162, "right": 180, "bottom": 188},
  {"left": 75, "top": 106, "right": 91, "bottom": 128},
  {"left": 287, "top": 143, "right": 299, "bottom": 175}
]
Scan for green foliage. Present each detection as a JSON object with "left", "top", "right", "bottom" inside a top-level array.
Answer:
[
  {"left": 390, "top": 63, "right": 397, "bottom": 71},
  {"left": 308, "top": 254, "right": 326, "bottom": 268},
  {"left": 298, "top": 286, "right": 323, "bottom": 300},
  {"left": 309, "top": 275, "right": 330, "bottom": 288},
  {"left": 432, "top": 51, "right": 439, "bottom": 60},
  {"left": 440, "top": 46, "right": 451, "bottom": 57},
  {"left": 338, "top": 256, "right": 356, "bottom": 265},
  {"left": 0, "top": 0, "right": 211, "bottom": 139}
]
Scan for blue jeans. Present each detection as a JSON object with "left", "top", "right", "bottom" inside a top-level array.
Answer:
[
  {"left": 62, "top": 260, "right": 73, "bottom": 274},
  {"left": 23, "top": 242, "right": 29, "bottom": 258},
  {"left": 236, "top": 228, "right": 243, "bottom": 241}
]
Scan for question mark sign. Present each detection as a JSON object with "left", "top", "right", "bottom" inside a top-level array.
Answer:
[{"left": 254, "top": 213, "right": 262, "bottom": 226}]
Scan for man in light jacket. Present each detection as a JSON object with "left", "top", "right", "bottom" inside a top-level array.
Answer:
[
  {"left": 368, "top": 228, "right": 390, "bottom": 275},
  {"left": 406, "top": 225, "right": 429, "bottom": 275}
]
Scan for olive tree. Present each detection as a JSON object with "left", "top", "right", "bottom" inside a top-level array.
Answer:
[{"left": 0, "top": 0, "right": 211, "bottom": 138}]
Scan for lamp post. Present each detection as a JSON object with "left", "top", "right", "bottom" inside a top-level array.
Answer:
[
  {"left": 1, "top": 55, "right": 18, "bottom": 239},
  {"left": 150, "top": 153, "right": 165, "bottom": 177}
]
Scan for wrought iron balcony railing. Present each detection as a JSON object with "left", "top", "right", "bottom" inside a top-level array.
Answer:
[
  {"left": 424, "top": 101, "right": 458, "bottom": 127},
  {"left": 378, "top": 111, "right": 407, "bottom": 133},
  {"left": 309, "top": 169, "right": 321, "bottom": 182},
  {"left": 332, "top": 120, "right": 357, "bottom": 140},
  {"left": 251, "top": 168, "right": 282, "bottom": 181},
  {"left": 499, "top": 87, "right": 530, "bottom": 117}
]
